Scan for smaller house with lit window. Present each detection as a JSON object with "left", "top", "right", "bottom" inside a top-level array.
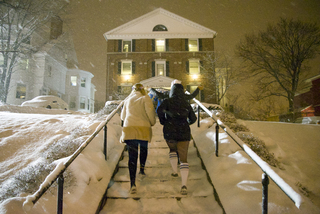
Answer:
[
  {"left": 65, "top": 69, "right": 95, "bottom": 113},
  {"left": 103, "top": 8, "right": 218, "bottom": 103}
]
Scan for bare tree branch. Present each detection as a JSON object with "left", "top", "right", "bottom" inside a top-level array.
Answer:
[
  {"left": 236, "top": 17, "right": 320, "bottom": 112},
  {"left": 0, "top": 0, "right": 68, "bottom": 102}
]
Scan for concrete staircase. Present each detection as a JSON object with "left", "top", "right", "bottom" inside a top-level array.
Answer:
[{"left": 99, "top": 121, "right": 224, "bottom": 214}]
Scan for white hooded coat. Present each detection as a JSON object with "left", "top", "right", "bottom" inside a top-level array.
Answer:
[{"left": 120, "top": 90, "right": 156, "bottom": 142}]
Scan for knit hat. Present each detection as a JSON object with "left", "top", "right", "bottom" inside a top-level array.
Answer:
[{"left": 171, "top": 79, "right": 182, "bottom": 87}]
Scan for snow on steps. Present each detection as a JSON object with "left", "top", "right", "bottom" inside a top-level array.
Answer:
[{"left": 99, "top": 122, "right": 224, "bottom": 214}]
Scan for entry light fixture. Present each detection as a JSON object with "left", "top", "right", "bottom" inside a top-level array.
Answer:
[
  {"left": 192, "top": 74, "right": 198, "bottom": 81},
  {"left": 125, "top": 75, "right": 131, "bottom": 82}
]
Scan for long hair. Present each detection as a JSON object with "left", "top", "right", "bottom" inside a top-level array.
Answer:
[{"left": 132, "top": 83, "right": 146, "bottom": 95}]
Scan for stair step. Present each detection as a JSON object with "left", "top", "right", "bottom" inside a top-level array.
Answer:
[
  {"left": 99, "top": 122, "right": 224, "bottom": 214},
  {"left": 113, "top": 167, "right": 206, "bottom": 182},
  {"left": 107, "top": 178, "right": 213, "bottom": 198},
  {"left": 101, "top": 195, "right": 223, "bottom": 214}
]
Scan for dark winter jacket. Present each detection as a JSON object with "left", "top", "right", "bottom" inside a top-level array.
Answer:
[{"left": 157, "top": 84, "right": 197, "bottom": 141}]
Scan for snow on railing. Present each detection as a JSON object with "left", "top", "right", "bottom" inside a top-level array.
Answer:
[
  {"left": 23, "top": 99, "right": 126, "bottom": 213},
  {"left": 192, "top": 96, "right": 303, "bottom": 213}
]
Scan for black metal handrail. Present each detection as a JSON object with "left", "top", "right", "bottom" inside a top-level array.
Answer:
[
  {"left": 193, "top": 98, "right": 302, "bottom": 214},
  {"left": 22, "top": 99, "right": 126, "bottom": 213}
]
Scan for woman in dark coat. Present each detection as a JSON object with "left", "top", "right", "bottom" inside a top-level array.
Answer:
[
  {"left": 149, "top": 79, "right": 202, "bottom": 111},
  {"left": 157, "top": 83, "right": 197, "bottom": 195}
]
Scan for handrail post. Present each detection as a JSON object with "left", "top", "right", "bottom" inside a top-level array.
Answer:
[
  {"left": 215, "top": 124, "right": 219, "bottom": 157},
  {"left": 104, "top": 125, "right": 107, "bottom": 160},
  {"left": 57, "top": 173, "right": 64, "bottom": 214},
  {"left": 197, "top": 105, "right": 200, "bottom": 127},
  {"left": 262, "top": 173, "right": 269, "bottom": 214}
]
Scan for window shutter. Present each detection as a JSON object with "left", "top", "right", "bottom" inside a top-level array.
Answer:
[
  {"left": 118, "top": 62, "right": 121, "bottom": 74},
  {"left": 132, "top": 61, "right": 135, "bottom": 74},
  {"left": 152, "top": 61, "right": 155, "bottom": 77},
  {"left": 118, "top": 40, "right": 122, "bottom": 52},
  {"left": 152, "top": 39, "right": 155, "bottom": 51},
  {"left": 132, "top": 39, "right": 136, "bottom": 52},
  {"left": 166, "top": 61, "right": 170, "bottom": 77},
  {"left": 166, "top": 39, "right": 169, "bottom": 51},
  {"left": 200, "top": 61, "right": 204, "bottom": 74},
  {"left": 201, "top": 91, "right": 205, "bottom": 102},
  {"left": 186, "top": 61, "right": 189, "bottom": 74},
  {"left": 185, "top": 39, "right": 188, "bottom": 51},
  {"left": 199, "top": 39, "right": 202, "bottom": 51}
]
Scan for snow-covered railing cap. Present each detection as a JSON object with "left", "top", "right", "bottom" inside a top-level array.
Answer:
[{"left": 191, "top": 95, "right": 303, "bottom": 209}]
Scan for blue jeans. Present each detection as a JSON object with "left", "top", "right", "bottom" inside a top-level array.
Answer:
[{"left": 125, "top": 140, "right": 148, "bottom": 187}]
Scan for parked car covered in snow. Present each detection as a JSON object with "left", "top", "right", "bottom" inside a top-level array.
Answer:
[
  {"left": 294, "top": 116, "right": 320, "bottom": 124},
  {"left": 21, "top": 95, "right": 68, "bottom": 110}
]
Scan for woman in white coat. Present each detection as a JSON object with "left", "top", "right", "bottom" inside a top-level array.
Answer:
[{"left": 120, "top": 83, "right": 156, "bottom": 194}]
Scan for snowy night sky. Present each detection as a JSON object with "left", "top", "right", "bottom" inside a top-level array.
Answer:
[{"left": 64, "top": 0, "right": 320, "bottom": 108}]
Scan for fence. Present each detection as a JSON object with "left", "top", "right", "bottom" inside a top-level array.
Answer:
[
  {"left": 193, "top": 99, "right": 302, "bottom": 214},
  {"left": 22, "top": 100, "right": 125, "bottom": 214}
]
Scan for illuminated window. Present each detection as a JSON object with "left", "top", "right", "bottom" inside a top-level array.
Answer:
[
  {"left": 71, "top": 76, "right": 77, "bottom": 86},
  {"left": 157, "top": 64, "right": 164, "bottom": 76},
  {"left": 81, "top": 77, "right": 86, "bottom": 87},
  {"left": 156, "top": 61, "right": 166, "bottom": 76},
  {"left": 16, "top": 83, "right": 26, "bottom": 99},
  {"left": 189, "top": 60, "right": 200, "bottom": 75},
  {"left": 122, "top": 40, "right": 131, "bottom": 52},
  {"left": 188, "top": 39, "right": 198, "bottom": 51},
  {"left": 19, "top": 59, "right": 29, "bottom": 69},
  {"left": 156, "top": 39, "right": 165, "bottom": 52},
  {"left": 122, "top": 61, "right": 132, "bottom": 75}
]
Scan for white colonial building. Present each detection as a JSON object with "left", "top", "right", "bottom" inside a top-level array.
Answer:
[{"left": 5, "top": 17, "right": 95, "bottom": 113}]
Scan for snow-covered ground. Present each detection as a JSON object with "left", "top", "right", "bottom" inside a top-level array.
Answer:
[{"left": 0, "top": 103, "right": 319, "bottom": 213}]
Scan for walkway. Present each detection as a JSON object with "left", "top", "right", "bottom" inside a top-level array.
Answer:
[{"left": 99, "top": 120, "right": 224, "bottom": 214}]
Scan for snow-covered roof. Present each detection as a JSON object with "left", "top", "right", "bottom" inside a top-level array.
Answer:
[{"left": 140, "top": 76, "right": 175, "bottom": 88}]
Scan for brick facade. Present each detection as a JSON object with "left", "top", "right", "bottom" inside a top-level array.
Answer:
[
  {"left": 106, "top": 38, "right": 216, "bottom": 103},
  {"left": 104, "top": 8, "right": 217, "bottom": 103}
]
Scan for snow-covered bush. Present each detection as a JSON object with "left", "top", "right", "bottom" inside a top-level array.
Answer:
[
  {"left": 94, "top": 101, "right": 122, "bottom": 120},
  {"left": 220, "top": 112, "right": 249, "bottom": 132},
  {"left": 236, "top": 133, "right": 281, "bottom": 168},
  {"left": 218, "top": 111, "right": 281, "bottom": 168},
  {"left": 0, "top": 126, "right": 91, "bottom": 202},
  {"left": 0, "top": 162, "right": 54, "bottom": 201}
]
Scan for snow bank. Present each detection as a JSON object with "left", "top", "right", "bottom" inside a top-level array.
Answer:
[
  {"left": 191, "top": 117, "right": 320, "bottom": 213},
  {"left": 0, "top": 107, "right": 124, "bottom": 214}
]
